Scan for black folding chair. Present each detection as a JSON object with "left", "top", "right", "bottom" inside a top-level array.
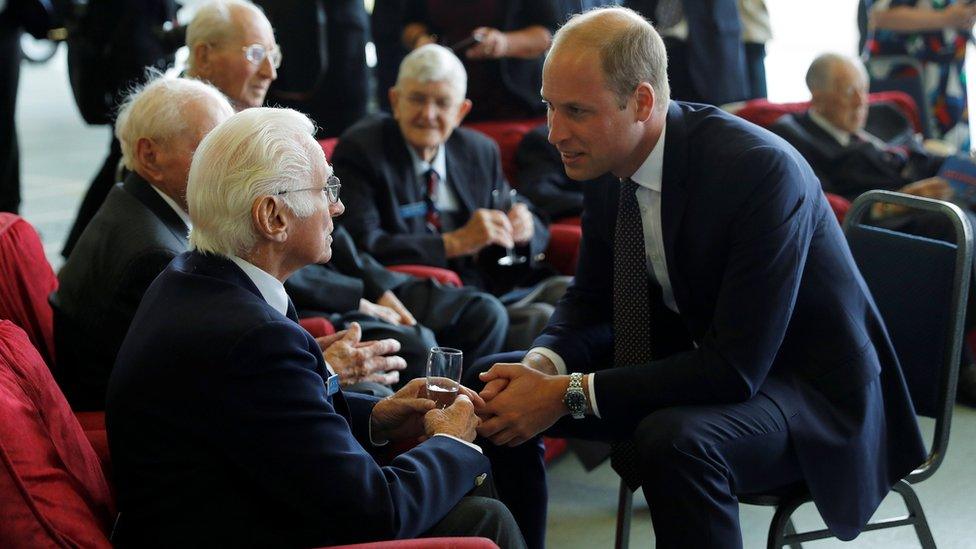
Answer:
[{"left": 615, "top": 190, "right": 972, "bottom": 549}]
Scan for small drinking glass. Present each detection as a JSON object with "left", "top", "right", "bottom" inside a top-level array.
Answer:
[
  {"left": 491, "top": 188, "right": 529, "bottom": 266},
  {"left": 426, "top": 347, "right": 463, "bottom": 408}
]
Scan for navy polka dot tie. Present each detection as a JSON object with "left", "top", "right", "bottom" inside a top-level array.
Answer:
[{"left": 610, "top": 178, "right": 655, "bottom": 491}]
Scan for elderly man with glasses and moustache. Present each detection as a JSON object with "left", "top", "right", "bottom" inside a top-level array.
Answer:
[
  {"left": 106, "top": 106, "right": 527, "bottom": 548},
  {"left": 184, "top": 0, "right": 510, "bottom": 388}
]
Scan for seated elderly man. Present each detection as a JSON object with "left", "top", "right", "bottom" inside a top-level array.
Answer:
[
  {"left": 51, "top": 76, "right": 407, "bottom": 411},
  {"left": 184, "top": 0, "right": 509, "bottom": 371},
  {"left": 770, "top": 53, "right": 947, "bottom": 203},
  {"left": 334, "top": 44, "right": 570, "bottom": 350},
  {"left": 106, "top": 107, "right": 526, "bottom": 548}
]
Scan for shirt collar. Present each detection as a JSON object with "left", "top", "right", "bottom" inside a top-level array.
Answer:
[
  {"left": 629, "top": 119, "right": 667, "bottom": 193},
  {"left": 808, "top": 108, "right": 852, "bottom": 147},
  {"left": 149, "top": 183, "right": 192, "bottom": 229},
  {"left": 228, "top": 255, "right": 289, "bottom": 316},
  {"left": 406, "top": 140, "right": 446, "bottom": 181}
]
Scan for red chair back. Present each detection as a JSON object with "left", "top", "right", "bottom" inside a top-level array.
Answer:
[
  {"left": 464, "top": 117, "right": 547, "bottom": 186},
  {"left": 0, "top": 214, "right": 57, "bottom": 367},
  {"left": 320, "top": 137, "right": 339, "bottom": 160},
  {"left": 733, "top": 91, "right": 921, "bottom": 134},
  {"left": 0, "top": 321, "right": 114, "bottom": 548},
  {"left": 825, "top": 193, "right": 852, "bottom": 224}
]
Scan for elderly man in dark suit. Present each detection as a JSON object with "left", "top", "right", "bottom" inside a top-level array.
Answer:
[
  {"left": 471, "top": 8, "right": 926, "bottom": 548},
  {"left": 51, "top": 77, "right": 409, "bottom": 410},
  {"left": 335, "top": 44, "right": 569, "bottom": 350},
  {"left": 106, "top": 106, "right": 526, "bottom": 548}
]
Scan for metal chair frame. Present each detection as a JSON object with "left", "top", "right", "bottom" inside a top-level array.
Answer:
[{"left": 614, "top": 190, "right": 972, "bottom": 549}]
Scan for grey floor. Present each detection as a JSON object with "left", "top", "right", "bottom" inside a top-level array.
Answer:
[{"left": 14, "top": 51, "right": 976, "bottom": 549}]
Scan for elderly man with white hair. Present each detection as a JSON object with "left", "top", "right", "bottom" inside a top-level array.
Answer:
[
  {"left": 335, "top": 43, "right": 569, "bottom": 352},
  {"left": 106, "top": 106, "right": 527, "bottom": 548}
]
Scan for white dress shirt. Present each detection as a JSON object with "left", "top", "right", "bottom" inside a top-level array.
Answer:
[
  {"left": 150, "top": 183, "right": 192, "bottom": 231},
  {"left": 530, "top": 119, "right": 675, "bottom": 418},
  {"left": 406, "top": 142, "right": 460, "bottom": 213}
]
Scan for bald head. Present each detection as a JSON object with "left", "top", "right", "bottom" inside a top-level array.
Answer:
[
  {"left": 547, "top": 7, "right": 669, "bottom": 111},
  {"left": 806, "top": 53, "right": 869, "bottom": 133}
]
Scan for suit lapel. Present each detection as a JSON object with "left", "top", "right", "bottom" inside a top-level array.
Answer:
[
  {"left": 660, "top": 102, "right": 690, "bottom": 312},
  {"left": 445, "top": 135, "right": 478, "bottom": 217},
  {"left": 385, "top": 117, "right": 425, "bottom": 207},
  {"left": 123, "top": 172, "right": 189, "bottom": 245}
]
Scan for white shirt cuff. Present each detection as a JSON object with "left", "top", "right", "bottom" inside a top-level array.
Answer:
[
  {"left": 433, "top": 433, "right": 483, "bottom": 454},
  {"left": 527, "top": 347, "right": 567, "bottom": 375},
  {"left": 586, "top": 373, "right": 601, "bottom": 418}
]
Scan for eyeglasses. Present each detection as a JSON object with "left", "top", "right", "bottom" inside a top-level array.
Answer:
[
  {"left": 242, "top": 43, "right": 282, "bottom": 69},
  {"left": 276, "top": 175, "right": 341, "bottom": 204}
]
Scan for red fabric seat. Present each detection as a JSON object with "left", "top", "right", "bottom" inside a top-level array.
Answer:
[
  {"left": 0, "top": 320, "right": 114, "bottom": 548},
  {"left": 0, "top": 213, "right": 58, "bottom": 368},
  {"left": 463, "top": 117, "right": 547, "bottom": 185},
  {"left": 388, "top": 265, "right": 463, "bottom": 287},
  {"left": 732, "top": 90, "right": 921, "bottom": 133},
  {"left": 320, "top": 137, "right": 339, "bottom": 160},
  {"left": 825, "top": 193, "right": 852, "bottom": 224},
  {"left": 326, "top": 538, "right": 498, "bottom": 548},
  {"left": 546, "top": 224, "right": 582, "bottom": 276}
]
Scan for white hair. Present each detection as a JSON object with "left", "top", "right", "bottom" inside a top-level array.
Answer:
[
  {"left": 395, "top": 43, "right": 468, "bottom": 100},
  {"left": 187, "top": 107, "right": 323, "bottom": 257},
  {"left": 114, "top": 74, "right": 234, "bottom": 171},
  {"left": 186, "top": 0, "right": 268, "bottom": 73}
]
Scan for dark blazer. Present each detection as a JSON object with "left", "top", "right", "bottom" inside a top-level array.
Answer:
[
  {"left": 534, "top": 102, "right": 926, "bottom": 539},
  {"left": 52, "top": 172, "right": 187, "bottom": 410},
  {"left": 286, "top": 225, "right": 412, "bottom": 316},
  {"left": 770, "top": 109, "right": 944, "bottom": 201},
  {"left": 625, "top": 0, "right": 748, "bottom": 105},
  {"left": 515, "top": 123, "right": 611, "bottom": 220},
  {"left": 107, "top": 251, "right": 489, "bottom": 548},
  {"left": 334, "top": 114, "right": 550, "bottom": 291}
]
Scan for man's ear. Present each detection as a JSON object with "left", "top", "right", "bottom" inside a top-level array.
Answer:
[
  {"left": 251, "top": 196, "right": 289, "bottom": 243},
  {"left": 135, "top": 137, "right": 164, "bottom": 184},
  {"left": 191, "top": 43, "right": 214, "bottom": 78},
  {"left": 634, "top": 82, "right": 655, "bottom": 122},
  {"left": 454, "top": 98, "right": 473, "bottom": 126}
]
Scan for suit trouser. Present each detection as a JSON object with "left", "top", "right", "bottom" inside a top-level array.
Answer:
[
  {"left": 423, "top": 496, "right": 527, "bottom": 549},
  {"left": 0, "top": 22, "right": 21, "bottom": 213},
  {"left": 470, "top": 350, "right": 805, "bottom": 549}
]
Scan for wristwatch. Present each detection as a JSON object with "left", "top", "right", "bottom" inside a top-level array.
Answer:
[{"left": 563, "top": 373, "right": 587, "bottom": 419}]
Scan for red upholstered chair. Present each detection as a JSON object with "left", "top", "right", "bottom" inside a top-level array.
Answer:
[
  {"left": 388, "top": 265, "right": 463, "bottom": 287},
  {"left": 464, "top": 117, "right": 547, "bottom": 185},
  {"left": 0, "top": 321, "right": 115, "bottom": 548},
  {"left": 299, "top": 316, "right": 337, "bottom": 338},
  {"left": 0, "top": 213, "right": 57, "bottom": 368},
  {"left": 731, "top": 90, "right": 921, "bottom": 133},
  {"left": 320, "top": 137, "right": 339, "bottom": 160},
  {"left": 825, "top": 193, "right": 852, "bottom": 224}
]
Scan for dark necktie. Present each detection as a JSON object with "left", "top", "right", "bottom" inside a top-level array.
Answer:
[
  {"left": 610, "top": 178, "right": 656, "bottom": 491},
  {"left": 424, "top": 168, "right": 442, "bottom": 233}
]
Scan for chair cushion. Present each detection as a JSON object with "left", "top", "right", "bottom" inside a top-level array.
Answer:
[
  {"left": 0, "top": 214, "right": 58, "bottom": 367},
  {"left": 0, "top": 321, "right": 114, "bottom": 548}
]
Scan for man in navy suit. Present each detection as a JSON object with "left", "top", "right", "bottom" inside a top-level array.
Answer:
[
  {"left": 106, "top": 107, "right": 526, "bottom": 548},
  {"left": 473, "top": 8, "right": 926, "bottom": 547}
]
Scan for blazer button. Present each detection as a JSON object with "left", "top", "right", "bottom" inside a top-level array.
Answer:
[{"left": 475, "top": 473, "right": 487, "bottom": 487}]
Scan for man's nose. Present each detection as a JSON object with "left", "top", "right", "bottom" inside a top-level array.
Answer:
[
  {"left": 261, "top": 56, "right": 277, "bottom": 80},
  {"left": 330, "top": 198, "right": 345, "bottom": 218},
  {"left": 548, "top": 111, "right": 567, "bottom": 145}
]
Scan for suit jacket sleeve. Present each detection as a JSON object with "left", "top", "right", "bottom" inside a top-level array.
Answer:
[
  {"left": 285, "top": 264, "right": 365, "bottom": 315},
  {"left": 515, "top": 125, "right": 584, "bottom": 220},
  {"left": 326, "top": 225, "right": 411, "bottom": 301},
  {"left": 211, "top": 320, "right": 490, "bottom": 543}
]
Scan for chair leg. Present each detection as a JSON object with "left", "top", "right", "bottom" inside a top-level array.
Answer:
[
  {"left": 615, "top": 479, "right": 633, "bottom": 549},
  {"left": 892, "top": 480, "right": 936, "bottom": 549},
  {"left": 767, "top": 499, "right": 804, "bottom": 549}
]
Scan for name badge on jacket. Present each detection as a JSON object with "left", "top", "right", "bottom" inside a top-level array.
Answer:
[
  {"left": 398, "top": 201, "right": 427, "bottom": 219},
  {"left": 326, "top": 373, "right": 340, "bottom": 397}
]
